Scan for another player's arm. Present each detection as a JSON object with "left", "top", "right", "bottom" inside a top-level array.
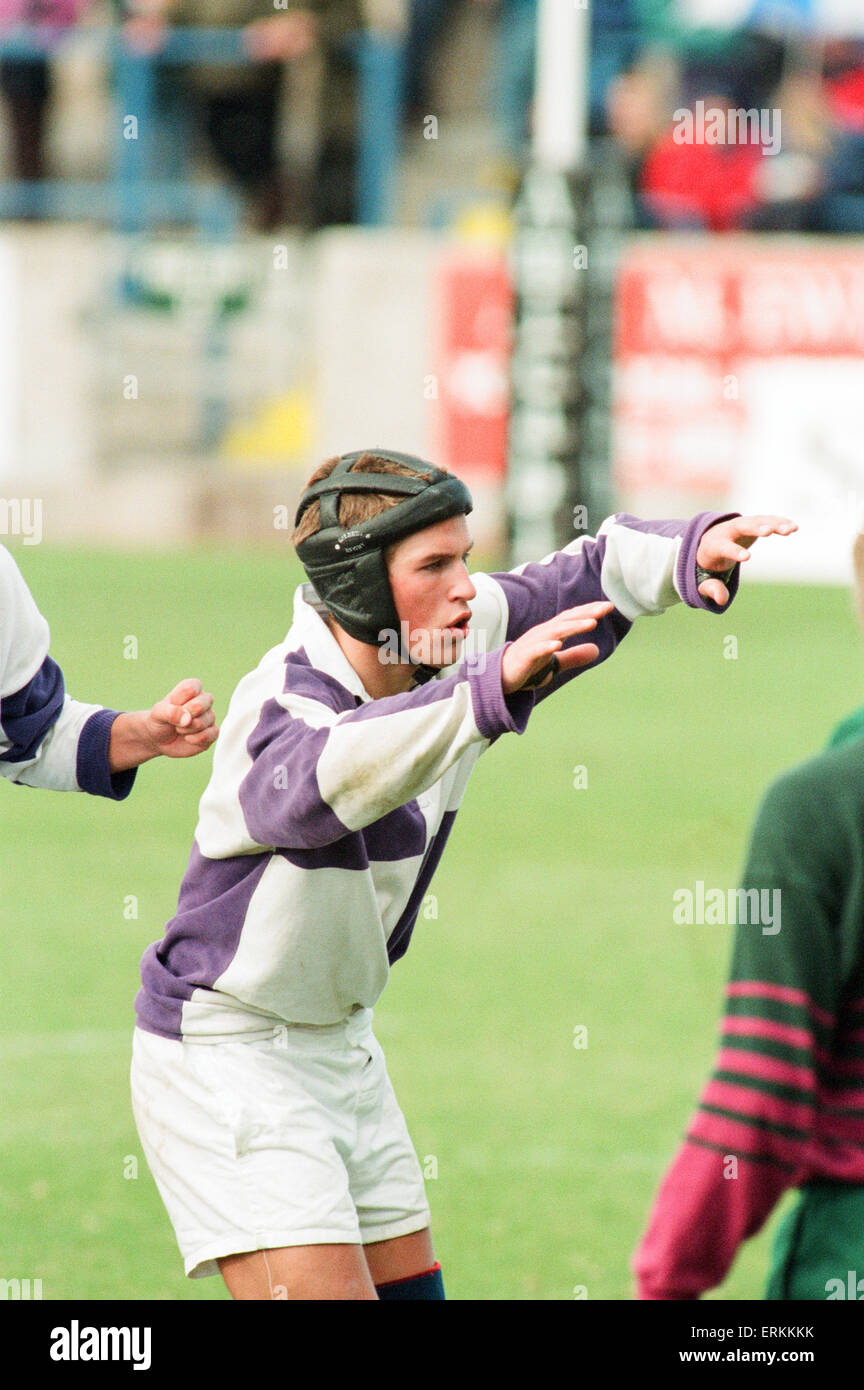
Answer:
[
  {"left": 0, "top": 547, "right": 216, "bottom": 795},
  {"left": 2, "top": 678, "right": 217, "bottom": 796},
  {"left": 108, "top": 679, "right": 217, "bottom": 770},
  {"left": 0, "top": 549, "right": 128, "bottom": 795},
  {"left": 632, "top": 771, "right": 839, "bottom": 1301}
]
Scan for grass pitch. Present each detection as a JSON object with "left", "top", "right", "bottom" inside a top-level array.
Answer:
[{"left": 2, "top": 545, "right": 861, "bottom": 1301}]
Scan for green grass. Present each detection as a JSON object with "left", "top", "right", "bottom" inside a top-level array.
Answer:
[{"left": 2, "top": 545, "right": 862, "bottom": 1301}]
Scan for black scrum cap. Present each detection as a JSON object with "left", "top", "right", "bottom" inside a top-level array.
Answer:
[{"left": 294, "top": 449, "right": 473, "bottom": 647}]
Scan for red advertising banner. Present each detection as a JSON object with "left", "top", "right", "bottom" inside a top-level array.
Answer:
[
  {"left": 433, "top": 251, "right": 512, "bottom": 482},
  {"left": 613, "top": 239, "right": 864, "bottom": 582},
  {"left": 614, "top": 240, "right": 864, "bottom": 490}
]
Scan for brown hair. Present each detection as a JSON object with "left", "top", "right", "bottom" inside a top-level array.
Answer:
[{"left": 292, "top": 452, "right": 439, "bottom": 547}]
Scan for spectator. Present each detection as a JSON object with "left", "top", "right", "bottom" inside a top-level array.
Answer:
[
  {"left": 0, "top": 0, "right": 91, "bottom": 217},
  {"left": 629, "top": 25, "right": 786, "bottom": 229},
  {"left": 119, "top": 0, "right": 361, "bottom": 230},
  {"left": 807, "top": 40, "right": 864, "bottom": 234},
  {"left": 481, "top": 0, "right": 640, "bottom": 160},
  {"left": 617, "top": 20, "right": 864, "bottom": 236},
  {"left": 637, "top": 86, "right": 767, "bottom": 231},
  {"left": 401, "top": 0, "right": 457, "bottom": 123}
]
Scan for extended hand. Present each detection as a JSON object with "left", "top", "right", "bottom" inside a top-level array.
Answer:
[
  {"left": 695, "top": 515, "right": 797, "bottom": 606},
  {"left": 108, "top": 679, "right": 218, "bottom": 771},
  {"left": 501, "top": 601, "right": 613, "bottom": 694}
]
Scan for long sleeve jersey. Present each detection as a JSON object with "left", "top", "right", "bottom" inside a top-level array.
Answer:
[
  {"left": 135, "top": 511, "right": 736, "bottom": 1042},
  {"left": 0, "top": 545, "right": 135, "bottom": 799},
  {"left": 633, "top": 726, "right": 864, "bottom": 1300}
]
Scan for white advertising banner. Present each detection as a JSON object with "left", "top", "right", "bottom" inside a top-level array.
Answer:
[{"left": 732, "top": 358, "right": 864, "bottom": 582}]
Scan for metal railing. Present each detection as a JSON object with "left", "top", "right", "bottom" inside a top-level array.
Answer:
[{"left": 0, "top": 22, "right": 405, "bottom": 229}]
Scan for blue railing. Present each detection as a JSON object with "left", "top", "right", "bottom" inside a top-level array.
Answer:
[{"left": 0, "top": 23, "right": 405, "bottom": 229}]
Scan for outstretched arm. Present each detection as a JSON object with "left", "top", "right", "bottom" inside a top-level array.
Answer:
[
  {"left": 496, "top": 512, "right": 796, "bottom": 632},
  {"left": 3, "top": 676, "right": 217, "bottom": 797},
  {"left": 470, "top": 512, "right": 796, "bottom": 701}
]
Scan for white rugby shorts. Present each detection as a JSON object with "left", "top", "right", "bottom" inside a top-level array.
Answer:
[{"left": 130, "top": 1009, "right": 431, "bottom": 1278}]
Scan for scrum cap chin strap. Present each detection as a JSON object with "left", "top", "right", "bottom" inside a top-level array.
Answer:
[{"left": 294, "top": 450, "right": 473, "bottom": 658}]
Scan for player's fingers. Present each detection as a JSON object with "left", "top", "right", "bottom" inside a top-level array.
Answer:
[
  {"left": 175, "top": 695, "right": 215, "bottom": 728},
  {"left": 178, "top": 708, "right": 216, "bottom": 733},
  {"left": 698, "top": 578, "right": 730, "bottom": 606},
  {"left": 503, "top": 638, "right": 556, "bottom": 692},
  {"left": 553, "top": 601, "right": 614, "bottom": 624},
  {"left": 712, "top": 539, "right": 752, "bottom": 565},
  {"left": 163, "top": 726, "right": 219, "bottom": 757},
  {"left": 167, "top": 694, "right": 214, "bottom": 729},
  {"left": 526, "top": 639, "right": 562, "bottom": 668},
  {"left": 736, "top": 514, "right": 797, "bottom": 536},
  {"left": 549, "top": 616, "right": 600, "bottom": 644},
  {"left": 554, "top": 641, "right": 600, "bottom": 674},
  {"left": 542, "top": 602, "right": 612, "bottom": 641},
  {"left": 184, "top": 726, "right": 219, "bottom": 750},
  {"left": 520, "top": 640, "right": 600, "bottom": 691},
  {"left": 165, "top": 677, "right": 204, "bottom": 707},
  {"left": 732, "top": 517, "right": 798, "bottom": 550},
  {"left": 518, "top": 613, "right": 600, "bottom": 675}
]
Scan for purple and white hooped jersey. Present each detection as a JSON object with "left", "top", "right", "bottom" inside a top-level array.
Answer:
[
  {"left": 0, "top": 544, "right": 134, "bottom": 798},
  {"left": 136, "top": 511, "right": 737, "bottom": 1040}
]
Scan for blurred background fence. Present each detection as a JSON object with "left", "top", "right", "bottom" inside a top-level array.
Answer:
[{"left": 1, "top": 0, "right": 864, "bottom": 572}]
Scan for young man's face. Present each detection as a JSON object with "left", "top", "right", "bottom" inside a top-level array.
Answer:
[{"left": 387, "top": 514, "right": 477, "bottom": 668}]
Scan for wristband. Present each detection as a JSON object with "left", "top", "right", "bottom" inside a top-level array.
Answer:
[
  {"left": 522, "top": 654, "right": 559, "bottom": 690},
  {"left": 695, "top": 563, "right": 737, "bottom": 588}
]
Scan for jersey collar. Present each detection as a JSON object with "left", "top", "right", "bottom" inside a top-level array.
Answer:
[{"left": 291, "top": 583, "right": 373, "bottom": 703}]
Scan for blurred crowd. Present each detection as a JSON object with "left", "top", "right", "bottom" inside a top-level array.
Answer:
[
  {"left": 2, "top": 0, "right": 864, "bottom": 232},
  {"left": 611, "top": 26, "right": 864, "bottom": 234},
  {"left": 0, "top": 0, "right": 364, "bottom": 228}
]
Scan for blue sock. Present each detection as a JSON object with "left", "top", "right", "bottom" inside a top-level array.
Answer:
[{"left": 375, "top": 1263, "right": 446, "bottom": 1300}]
